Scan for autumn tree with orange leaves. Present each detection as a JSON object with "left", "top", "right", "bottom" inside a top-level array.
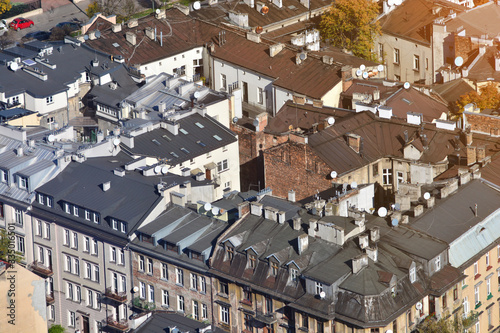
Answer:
[
  {"left": 456, "top": 83, "right": 500, "bottom": 114},
  {"left": 319, "top": 0, "right": 380, "bottom": 61}
]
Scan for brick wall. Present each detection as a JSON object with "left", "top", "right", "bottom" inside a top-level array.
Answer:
[
  {"left": 465, "top": 112, "right": 500, "bottom": 136},
  {"left": 263, "top": 142, "right": 332, "bottom": 201},
  {"left": 454, "top": 36, "right": 476, "bottom": 61}
]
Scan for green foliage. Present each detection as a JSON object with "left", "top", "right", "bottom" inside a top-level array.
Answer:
[
  {"left": 0, "top": 229, "right": 24, "bottom": 264},
  {"left": 132, "top": 297, "right": 156, "bottom": 311},
  {"left": 319, "top": 0, "right": 380, "bottom": 61},
  {"left": 0, "top": 0, "right": 12, "bottom": 15},
  {"left": 456, "top": 82, "right": 500, "bottom": 114},
  {"left": 86, "top": 0, "right": 101, "bottom": 18},
  {"left": 48, "top": 324, "right": 66, "bottom": 333},
  {"left": 416, "top": 311, "right": 479, "bottom": 333}
]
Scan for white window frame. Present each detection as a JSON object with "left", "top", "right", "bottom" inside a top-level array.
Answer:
[
  {"left": 162, "top": 290, "right": 169, "bottom": 307},
  {"left": 410, "top": 266, "right": 416, "bottom": 283},
  {"left": 176, "top": 268, "right": 184, "bottom": 285},
  {"left": 178, "top": 295, "right": 185, "bottom": 312},
  {"left": 394, "top": 48, "right": 400, "bottom": 64},
  {"left": 148, "top": 285, "right": 154, "bottom": 303},
  {"left": 220, "top": 305, "right": 230, "bottom": 324},
  {"left": 413, "top": 55, "right": 420, "bottom": 70},
  {"left": 140, "top": 282, "right": 146, "bottom": 299},
  {"left": 202, "top": 303, "right": 208, "bottom": 319},
  {"left": 68, "top": 310, "right": 75, "bottom": 327},
  {"left": 161, "top": 263, "right": 168, "bottom": 280},
  {"left": 382, "top": 168, "right": 392, "bottom": 185},
  {"left": 83, "top": 237, "right": 90, "bottom": 253},
  {"left": 46, "top": 96, "right": 54, "bottom": 104},
  {"left": 200, "top": 276, "right": 206, "bottom": 293},
  {"left": 191, "top": 273, "right": 198, "bottom": 290}
]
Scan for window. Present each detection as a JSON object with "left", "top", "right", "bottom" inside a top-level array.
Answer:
[
  {"left": 258, "top": 87, "right": 264, "bottom": 104},
  {"left": 93, "top": 265, "right": 100, "bottom": 283},
  {"left": 178, "top": 295, "right": 185, "bottom": 312},
  {"left": 139, "top": 282, "right": 146, "bottom": 299},
  {"left": 112, "top": 219, "right": 118, "bottom": 230},
  {"left": 378, "top": 43, "right": 384, "bottom": 59},
  {"left": 435, "top": 256, "right": 441, "bottom": 271},
  {"left": 291, "top": 268, "right": 299, "bottom": 282},
  {"left": 93, "top": 213, "right": 100, "bottom": 224},
  {"left": 63, "top": 229, "right": 70, "bottom": 246},
  {"left": 382, "top": 169, "right": 392, "bottom": 185},
  {"left": 14, "top": 209, "right": 23, "bottom": 226},
  {"left": 48, "top": 305, "right": 55, "bottom": 321},
  {"left": 44, "top": 223, "right": 50, "bottom": 240},
  {"left": 220, "top": 305, "right": 230, "bottom": 324},
  {"left": 219, "top": 281, "right": 228, "bottom": 295},
  {"left": 15, "top": 235, "right": 24, "bottom": 254},
  {"left": 147, "top": 258, "right": 153, "bottom": 274},
  {"left": 18, "top": 176, "right": 27, "bottom": 189},
  {"left": 317, "top": 321, "right": 324, "bottom": 333},
  {"left": 120, "top": 222, "right": 126, "bottom": 233},
  {"left": 221, "top": 74, "right": 227, "bottom": 91},
  {"left": 271, "top": 262, "right": 278, "bottom": 276},
  {"left": 38, "top": 246, "right": 44, "bottom": 264},
  {"left": 453, "top": 285, "right": 458, "bottom": 301},
  {"left": 162, "top": 290, "right": 169, "bottom": 307},
  {"left": 394, "top": 74, "right": 401, "bottom": 81},
  {"left": 244, "top": 313, "right": 252, "bottom": 332},
  {"left": 65, "top": 255, "right": 71, "bottom": 272},
  {"left": 118, "top": 249, "right": 124, "bottom": 265},
  {"left": 394, "top": 48, "right": 400, "bottom": 64},
  {"left": 87, "top": 289, "right": 94, "bottom": 308},
  {"left": 92, "top": 239, "right": 98, "bottom": 255},
  {"left": 474, "top": 261, "right": 479, "bottom": 277},
  {"left": 47, "top": 197, "right": 53, "bottom": 208},
  {"left": 139, "top": 255, "right": 145, "bottom": 271},
  {"left": 176, "top": 268, "right": 184, "bottom": 285},
  {"left": 67, "top": 282, "right": 74, "bottom": 300},
  {"left": 217, "top": 159, "right": 229, "bottom": 173},
  {"left": 110, "top": 247, "right": 116, "bottom": 263},
  {"left": 486, "top": 252, "right": 490, "bottom": 267},
  {"left": 226, "top": 246, "right": 234, "bottom": 261},
  {"left": 410, "top": 266, "right": 416, "bottom": 283},
  {"left": 487, "top": 277, "right": 491, "bottom": 296},
  {"left": 161, "top": 263, "right": 168, "bottom": 280},
  {"left": 75, "top": 286, "right": 81, "bottom": 302},
  {"left": 36, "top": 220, "right": 42, "bottom": 236},
  {"left": 413, "top": 55, "right": 420, "bottom": 71},
  {"left": 474, "top": 285, "right": 480, "bottom": 305},
  {"left": 65, "top": 203, "right": 71, "bottom": 214},
  {"left": 488, "top": 307, "right": 493, "bottom": 329},
  {"left": 249, "top": 254, "right": 256, "bottom": 269},
  {"left": 475, "top": 322, "right": 480, "bottom": 333},
  {"left": 68, "top": 311, "right": 75, "bottom": 327},
  {"left": 73, "top": 258, "right": 80, "bottom": 276},
  {"left": 72, "top": 232, "right": 78, "bottom": 249},
  {"left": 202, "top": 303, "right": 208, "bottom": 319},
  {"left": 200, "top": 276, "right": 206, "bottom": 293},
  {"left": 85, "top": 210, "right": 91, "bottom": 221},
  {"left": 190, "top": 273, "right": 198, "bottom": 290},
  {"left": 82, "top": 237, "right": 90, "bottom": 253},
  {"left": 315, "top": 282, "right": 323, "bottom": 295},
  {"left": 372, "top": 163, "right": 379, "bottom": 176},
  {"left": 121, "top": 275, "right": 126, "bottom": 293},
  {"left": 46, "top": 96, "right": 54, "bottom": 104},
  {"left": 193, "top": 301, "right": 199, "bottom": 320},
  {"left": 265, "top": 297, "right": 273, "bottom": 313},
  {"left": 37, "top": 194, "right": 44, "bottom": 205},
  {"left": 442, "top": 293, "right": 447, "bottom": 309},
  {"left": 73, "top": 205, "right": 79, "bottom": 217},
  {"left": 397, "top": 171, "right": 404, "bottom": 184},
  {"left": 148, "top": 285, "right": 154, "bottom": 302}
]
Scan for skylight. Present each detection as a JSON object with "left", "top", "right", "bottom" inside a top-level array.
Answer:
[
  {"left": 197, "top": 140, "right": 206, "bottom": 147},
  {"left": 170, "top": 152, "right": 179, "bottom": 158},
  {"left": 213, "top": 135, "right": 222, "bottom": 141},
  {"left": 152, "top": 139, "right": 161, "bottom": 145},
  {"left": 179, "top": 128, "right": 189, "bottom": 135},
  {"left": 112, "top": 43, "right": 120, "bottom": 48},
  {"left": 195, "top": 122, "right": 204, "bottom": 128},
  {"left": 180, "top": 147, "right": 190, "bottom": 154},
  {"left": 162, "top": 134, "right": 171, "bottom": 141}
]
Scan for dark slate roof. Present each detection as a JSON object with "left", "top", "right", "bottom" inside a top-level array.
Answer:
[
  {"left": 410, "top": 179, "right": 500, "bottom": 243},
  {"left": 0, "top": 108, "right": 35, "bottom": 121},
  {"left": 445, "top": 2, "right": 500, "bottom": 38},
  {"left": 432, "top": 79, "right": 474, "bottom": 108},
  {"left": 124, "top": 113, "right": 237, "bottom": 164},
  {"left": 135, "top": 311, "right": 209, "bottom": 333},
  {"left": 462, "top": 45, "right": 500, "bottom": 83}
]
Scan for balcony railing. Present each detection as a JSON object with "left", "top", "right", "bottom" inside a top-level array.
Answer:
[
  {"left": 46, "top": 291, "right": 55, "bottom": 304},
  {"left": 28, "top": 261, "right": 53, "bottom": 277},
  {"left": 106, "top": 316, "right": 129, "bottom": 331},
  {"left": 105, "top": 287, "right": 127, "bottom": 303}
]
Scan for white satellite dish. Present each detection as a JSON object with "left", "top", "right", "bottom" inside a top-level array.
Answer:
[
  {"left": 416, "top": 302, "right": 423, "bottom": 310},
  {"left": 161, "top": 166, "right": 168, "bottom": 174},
  {"left": 330, "top": 171, "right": 337, "bottom": 179},
  {"left": 378, "top": 207, "right": 388, "bottom": 217},
  {"left": 193, "top": 1, "right": 201, "bottom": 10},
  {"left": 154, "top": 166, "right": 161, "bottom": 174},
  {"left": 232, "top": 117, "right": 239, "bottom": 123},
  {"left": 454, "top": 56, "right": 464, "bottom": 67},
  {"left": 356, "top": 69, "right": 362, "bottom": 77},
  {"left": 386, "top": 330, "right": 394, "bottom": 333},
  {"left": 362, "top": 72, "right": 369, "bottom": 79},
  {"left": 194, "top": 91, "right": 201, "bottom": 99},
  {"left": 327, "top": 117, "right": 335, "bottom": 125},
  {"left": 204, "top": 202, "right": 212, "bottom": 211},
  {"left": 359, "top": 64, "right": 366, "bottom": 71},
  {"left": 388, "top": 0, "right": 395, "bottom": 6},
  {"left": 403, "top": 82, "right": 411, "bottom": 89},
  {"left": 47, "top": 134, "right": 55, "bottom": 142},
  {"left": 377, "top": 64, "right": 384, "bottom": 72},
  {"left": 351, "top": 181, "right": 358, "bottom": 189},
  {"left": 133, "top": 286, "right": 139, "bottom": 293},
  {"left": 423, "top": 192, "right": 431, "bottom": 200},
  {"left": 211, "top": 207, "right": 219, "bottom": 215},
  {"left": 391, "top": 218, "right": 399, "bottom": 227},
  {"left": 319, "top": 291, "right": 326, "bottom": 299},
  {"left": 113, "top": 138, "right": 120, "bottom": 146},
  {"left": 156, "top": 8, "right": 160, "bottom": 14},
  {"left": 10, "top": 62, "right": 19, "bottom": 71}
]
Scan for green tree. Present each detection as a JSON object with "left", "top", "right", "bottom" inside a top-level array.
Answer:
[
  {"left": 86, "top": 0, "right": 102, "bottom": 18},
  {"left": 456, "top": 82, "right": 500, "bottom": 113},
  {"left": 0, "top": 0, "right": 12, "bottom": 15},
  {"left": 416, "top": 311, "right": 478, "bottom": 333},
  {"left": 48, "top": 324, "right": 66, "bottom": 333},
  {"left": 319, "top": 0, "right": 381, "bottom": 61},
  {"left": 0, "top": 229, "right": 24, "bottom": 264}
]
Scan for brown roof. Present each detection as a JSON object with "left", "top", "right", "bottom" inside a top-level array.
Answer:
[
  {"left": 478, "top": 155, "right": 500, "bottom": 186},
  {"left": 384, "top": 87, "right": 449, "bottom": 122},
  {"left": 464, "top": 45, "right": 500, "bottom": 83}
]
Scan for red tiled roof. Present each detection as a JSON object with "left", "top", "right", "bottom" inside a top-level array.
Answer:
[{"left": 385, "top": 87, "right": 449, "bottom": 122}]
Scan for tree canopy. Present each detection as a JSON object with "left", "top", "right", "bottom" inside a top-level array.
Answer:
[
  {"left": 0, "top": 0, "right": 12, "bottom": 15},
  {"left": 0, "top": 229, "right": 24, "bottom": 264},
  {"left": 456, "top": 82, "right": 500, "bottom": 114},
  {"left": 319, "top": 0, "right": 380, "bottom": 61}
]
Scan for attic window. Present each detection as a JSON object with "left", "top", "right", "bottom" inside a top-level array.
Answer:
[
  {"left": 197, "top": 140, "right": 206, "bottom": 147},
  {"left": 226, "top": 246, "right": 234, "bottom": 261},
  {"left": 112, "top": 43, "right": 120, "bottom": 48},
  {"left": 179, "top": 128, "right": 189, "bottom": 135},
  {"left": 152, "top": 139, "right": 161, "bottom": 145},
  {"left": 162, "top": 134, "right": 171, "bottom": 141},
  {"left": 402, "top": 98, "right": 412, "bottom": 105},
  {"left": 213, "top": 135, "right": 222, "bottom": 141},
  {"left": 180, "top": 147, "right": 190, "bottom": 154},
  {"left": 290, "top": 268, "right": 299, "bottom": 282},
  {"left": 249, "top": 254, "right": 256, "bottom": 269},
  {"left": 195, "top": 122, "right": 204, "bottom": 128},
  {"left": 170, "top": 152, "right": 179, "bottom": 158},
  {"left": 270, "top": 261, "right": 278, "bottom": 276}
]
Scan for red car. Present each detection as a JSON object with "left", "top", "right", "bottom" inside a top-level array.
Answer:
[{"left": 10, "top": 18, "right": 34, "bottom": 31}]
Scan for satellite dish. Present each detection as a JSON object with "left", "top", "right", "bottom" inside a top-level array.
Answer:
[
  {"left": 219, "top": 208, "right": 225, "bottom": 214},
  {"left": 403, "top": 82, "right": 411, "bottom": 89},
  {"left": 356, "top": 69, "right": 362, "bottom": 77},
  {"left": 204, "top": 202, "right": 212, "bottom": 211},
  {"left": 386, "top": 330, "right": 394, "bottom": 333},
  {"left": 95, "top": 31, "right": 101, "bottom": 38},
  {"left": 377, "top": 64, "right": 384, "bottom": 72},
  {"left": 362, "top": 72, "right": 369, "bottom": 79},
  {"left": 133, "top": 286, "right": 139, "bottom": 293},
  {"left": 416, "top": 302, "right": 423, "bottom": 310},
  {"left": 194, "top": 91, "right": 201, "bottom": 99},
  {"left": 359, "top": 64, "right": 366, "bottom": 71},
  {"left": 253, "top": 119, "right": 259, "bottom": 127},
  {"left": 113, "top": 138, "right": 120, "bottom": 146},
  {"left": 394, "top": 203, "right": 401, "bottom": 211},
  {"left": 378, "top": 207, "right": 388, "bottom": 217},
  {"left": 319, "top": 291, "right": 326, "bottom": 299},
  {"left": 299, "top": 53, "right": 306, "bottom": 60},
  {"left": 156, "top": 8, "right": 161, "bottom": 14},
  {"left": 423, "top": 192, "right": 431, "bottom": 200},
  {"left": 161, "top": 166, "right": 168, "bottom": 174},
  {"left": 391, "top": 218, "right": 399, "bottom": 227},
  {"left": 351, "top": 181, "right": 358, "bottom": 189},
  {"left": 48, "top": 134, "right": 55, "bottom": 142},
  {"left": 232, "top": 117, "right": 239, "bottom": 123},
  {"left": 454, "top": 56, "right": 464, "bottom": 67},
  {"left": 211, "top": 207, "right": 219, "bottom": 215},
  {"left": 327, "top": 117, "right": 335, "bottom": 125},
  {"left": 154, "top": 166, "right": 161, "bottom": 174},
  {"left": 193, "top": 1, "right": 201, "bottom": 10},
  {"left": 330, "top": 171, "right": 337, "bottom": 179},
  {"left": 83, "top": 34, "right": 89, "bottom": 40},
  {"left": 9, "top": 62, "right": 19, "bottom": 71}
]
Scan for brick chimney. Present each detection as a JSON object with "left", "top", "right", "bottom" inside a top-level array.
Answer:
[
  {"left": 341, "top": 65, "right": 353, "bottom": 92},
  {"left": 467, "top": 146, "right": 476, "bottom": 165},
  {"left": 347, "top": 133, "right": 361, "bottom": 153},
  {"left": 477, "top": 145, "right": 486, "bottom": 162}
]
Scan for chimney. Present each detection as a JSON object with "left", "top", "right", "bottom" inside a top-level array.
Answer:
[
  {"left": 269, "top": 43, "right": 284, "bottom": 57},
  {"left": 89, "top": 31, "right": 96, "bottom": 40},
  {"left": 195, "top": 172, "right": 205, "bottom": 181},
  {"left": 323, "top": 56, "right": 334, "bottom": 65},
  {"left": 401, "top": 215, "right": 409, "bottom": 224},
  {"left": 298, "top": 234, "right": 309, "bottom": 254},
  {"left": 373, "top": 90, "right": 380, "bottom": 101},
  {"left": 299, "top": 0, "right": 309, "bottom": 9},
  {"left": 359, "top": 234, "right": 369, "bottom": 249},
  {"left": 288, "top": 190, "right": 296, "bottom": 202},
  {"left": 365, "top": 246, "right": 378, "bottom": 262},
  {"left": 495, "top": 52, "right": 500, "bottom": 72},
  {"left": 181, "top": 167, "right": 191, "bottom": 177},
  {"left": 127, "top": 19, "right": 138, "bottom": 28},
  {"left": 296, "top": 52, "right": 307, "bottom": 65},
  {"left": 352, "top": 254, "right": 369, "bottom": 274},
  {"left": 277, "top": 211, "right": 286, "bottom": 224},
  {"left": 370, "top": 227, "right": 380, "bottom": 242},
  {"left": 255, "top": 112, "right": 268, "bottom": 132},
  {"left": 477, "top": 146, "right": 486, "bottom": 162},
  {"left": 426, "top": 196, "right": 435, "bottom": 209},
  {"left": 145, "top": 27, "right": 155, "bottom": 40},
  {"left": 341, "top": 65, "right": 353, "bottom": 92},
  {"left": 238, "top": 201, "right": 250, "bottom": 217},
  {"left": 463, "top": 130, "right": 473, "bottom": 145},
  {"left": 413, "top": 204, "right": 424, "bottom": 217},
  {"left": 113, "top": 168, "right": 125, "bottom": 177},
  {"left": 126, "top": 32, "right": 137, "bottom": 45},
  {"left": 479, "top": 46, "right": 486, "bottom": 55},
  {"left": 16, "top": 147, "right": 23, "bottom": 156},
  {"left": 112, "top": 23, "right": 122, "bottom": 33},
  {"left": 347, "top": 133, "right": 361, "bottom": 153},
  {"left": 293, "top": 217, "right": 301, "bottom": 231},
  {"left": 264, "top": 206, "right": 279, "bottom": 221},
  {"left": 467, "top": 146, "right": 476, "bottom": 165},
  {"left": 102, "top": 181, "right": 111, "bottom": 191},
  {"left": 308, "top": 219, "right": 318, "bottom": 237},
  {"left": 250, "top": 202, "right": 263, "bottom": 216}
]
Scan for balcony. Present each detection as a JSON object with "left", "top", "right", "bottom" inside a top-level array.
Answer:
[
  {"left": 28, "top": 261, "right": 53, "bottom": 277},
  {"left": 46, "top": 291, "right": 55, "bottom": 304},
  {"left": 255, "top": 311, "right": 278, "bottom": 325},
  {"left": 106, "top": 316, "right": 129, "bottom": 331},
  {"left": 105, "top": 287, "right": 127, "bottom": 303},
  {"left": 132, "top": 297, "right": 156, "bottom": 312}
]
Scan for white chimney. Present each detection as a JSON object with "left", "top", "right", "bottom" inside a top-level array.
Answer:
[
  {"left": 288, "top": 190, "right": 296, "bottom": 202},
  {"left": 298, "top": 234, "right": 308, "bottom": 254},
  {"left": 102, "top": 181, "right": 111, "bottom": 191}
]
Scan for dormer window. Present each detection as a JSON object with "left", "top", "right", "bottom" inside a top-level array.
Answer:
[
  {"left": 18, "top": 176, "right": 28, "bottom": 189},
  {"left": 270, "top": 261, "right": 278, "bottom": 276},
  {"left": 315, "top": 282, "right": 323, "bottom": 295},
  {"left": 112, "top": 219, "right": 118, "bottom": 230},
  {"left": 249, "top": 254, "right": 256, "bottom": 269},
  {"left": 226, "top": 246, "right": 234, "bottom": 261},
  {"left": 409, "top": 266, "right": 416, "bottom": 283},
  {"left": 1, "top": 169, "right": 8, "bottom": 183},
  {"left": 291, "top": 268, "right": 299, "bottom": 282},
  {"left": 435, "top": 256, "right": 441, "bottom": 271}
]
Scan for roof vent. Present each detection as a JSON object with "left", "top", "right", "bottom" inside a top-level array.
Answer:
[
  {"left": 112, "top": 23, "right": 122, "bottom": 33},
  {"left": 127, "top": 19, "right": 138, "bottom": 28},
  {"left": 113, "top": 168, "right": 125, "bottom": 177},
  {"left": 102, "top": 181, "right": 111, "bottom": 191},
  {"left": 126, "top": 32, "right": 137, "bottom": 45},
  {"left": 91, "top": 58, "right": 99, "bottom": 67}
]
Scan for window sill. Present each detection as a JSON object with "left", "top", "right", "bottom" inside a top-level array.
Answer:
[
  {"left": 217, "top": 293, "right": 229, "bottom": 299},
  {"left": 487, "top": 293, "right": 493, "bottom": 300},
  {"left": 160, "top": 278, "right": 168, "bottom": 282},
  {"left": 240, "top": 299, "right": 252, "bottom": 306},
  {"left": 474, "top": 274, "right": 481, "bottom": 280},
  {"left": 393, "top": 63, "right": 400, "bottom": 66},
  {"left": 486, "top": 265, "right": 493, "bottom": 271},
  {"left": 462, "top": 284, "right": 468, "bottom": 289},
  {"left": 475, "top": 302, "right": 482, "bottom": 309},
  {"left": 176, "top": 283, "right": 184, "bottom": 287}
]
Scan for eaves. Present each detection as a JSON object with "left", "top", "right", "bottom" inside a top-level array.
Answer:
[{"left": 380, "top": 31, "right": 431, "bottom": 48}]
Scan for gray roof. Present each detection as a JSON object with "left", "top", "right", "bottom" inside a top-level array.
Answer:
[
  {"left": 89, "top": 65, "right": 141, "bottom": 109},
  {"left": 135, "top": 312, "right": 209, "bottom": 333},
  {"left": 0, "top": 108, "right": 35, "bottom": 120}
]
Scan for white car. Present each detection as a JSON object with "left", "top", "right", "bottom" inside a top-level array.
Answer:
[{"left": 0, "top": 19, "right": 7, "bottom": 36}]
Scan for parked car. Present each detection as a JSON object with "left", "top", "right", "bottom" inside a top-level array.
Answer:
[
  {"left": 9, "top": 18, "right": 34, "bottom": 31},
  {"left": 22, "top": 30, "right": 51, "bottom": 41},
  {"left": 53, "top": 21, "right": 81, "bottom": 32},
  {"left": 0, "top": 19, "right": 7, "bottom": 36}
]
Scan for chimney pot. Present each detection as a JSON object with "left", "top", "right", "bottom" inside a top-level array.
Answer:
[
  {"left": 102, "top": 181, "right": 111, "bottom": 191},
  {"left": 293, "top": 217, "right": 301, "bottom": 230},
  {"left": 288, "top": 190, "right": 296, "bottom": 202}
]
